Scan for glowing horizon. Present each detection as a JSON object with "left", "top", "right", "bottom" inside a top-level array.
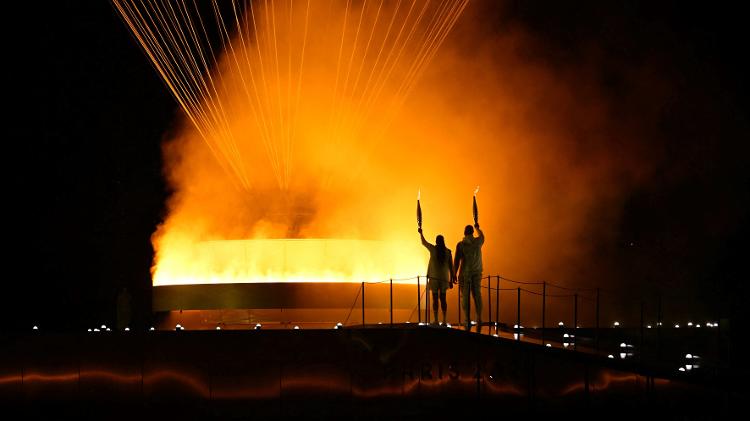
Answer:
[{"left": 153, "top": 238, "right": 426, "bottom": 286}]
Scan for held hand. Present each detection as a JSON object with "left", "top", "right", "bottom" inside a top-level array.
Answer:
[
  {"left": 418, "top": 228, "right": 423, "bottom": 234},
  {"left": 474, "top": 223, "right": 480, "bottom": 230}
]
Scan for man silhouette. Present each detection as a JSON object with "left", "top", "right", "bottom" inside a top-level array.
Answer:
[{"left": 454, "top": 224, "right": 484, "bottom": 332}]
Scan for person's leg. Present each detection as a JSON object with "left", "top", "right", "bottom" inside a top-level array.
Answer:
[
  {"left": 461, "top": 276, "right": 471, "bottom": 329},
  {"left": 439, "top": 290, "right": 448, "bottom": 324},
  {"left": 472, "top": 273, "right": 483, "bottom": 332},
  {"left": 431, "top": 291, "right": 439, "bottom": 324}
]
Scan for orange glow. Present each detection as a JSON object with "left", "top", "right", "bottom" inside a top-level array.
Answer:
[
  {"left": 114, "top": 1, "right": 656, "bottom": 291},
  {"left": 155, "top": 239, "right": 423, "bottom": 285}
]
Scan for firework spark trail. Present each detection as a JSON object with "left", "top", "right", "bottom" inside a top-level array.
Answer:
[
  {"left": 326, "top": 0, "right": 352, "bottom": 187},
  {"left": 285, "top": 0, "right": 293, "bottom": 190},
  {"left": 385, "top": 0, "right": 468, "bottom": 128},
  {"left": 115, "top": 1, "right": 243, "bottom": 191},
  {"left": 191, "top": 0, "right": 257, "bottom": 192},
  {"left": 323, "top": 0, "right": 419, "bottom": 189},
  {"left": 341, "top": 0, "right": 404, "bottom": 153},
  {"left": 288, "top": 0, "right": 311, "bottom": 190},
  {"left": 210, "top": 0, "right": 255, "bottom": 189},
  {"left": 250, "top": 1, "right": 284, "bottom": 186},
  {"left": 344, "top": 0, "right": 468, "bottom": 186},
  {"left": 333, "top": 0, "right": 384, "bottom": 149},
  {"left": 268, "top": 0, "right": 288, "bottom": 189},
  {"left": 329, "top": 0, "right": 369, "bottom": 151},
  {"left": 346, "top": 0, "right": 432, "bottom": 140},
  {"left": 383, "top": 0, "right": 470, "bottom": 130},
  {"left": 335, "top": 0, "right": 439, "bottom": 180},
  {"left": 229, "top": 0, "right": 280, "bottom": 189},
  {"left": 113, "top": 0, "right": 468, "bottom": 194}
]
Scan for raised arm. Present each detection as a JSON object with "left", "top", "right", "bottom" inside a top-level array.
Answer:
[
  {"left": 419, "top": 228, "right": 431, "bottom": 249},
  {"left": 475, "top": 224, "right": 485, "bottom": 246}
]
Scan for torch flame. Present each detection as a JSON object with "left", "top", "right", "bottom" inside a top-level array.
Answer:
[
  {"left": 418, "top": 188, "right": 421, "bottom": 201},
  {"left": 474, "top": 186, "right": 480, "bottom": 196}
]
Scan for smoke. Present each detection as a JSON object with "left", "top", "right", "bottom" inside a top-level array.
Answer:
[{"left": 151, "top": 1, "right": 665, "bottom": 290}]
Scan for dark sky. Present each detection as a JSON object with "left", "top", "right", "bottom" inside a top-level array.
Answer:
[{"left": 6, "top": 1, "right": 748, "bottom": 331}]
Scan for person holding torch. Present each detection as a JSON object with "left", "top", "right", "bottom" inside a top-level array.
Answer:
[
  {"left": 455, "top": 187, "right": 485, "bottom": 332},
  {"left": 417, "top": 190, "right": 455, "bottom": 325}
]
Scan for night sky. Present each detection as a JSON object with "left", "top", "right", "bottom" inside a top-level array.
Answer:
[{"left": 6, "top": 1, "right": 748, "bottom": 332}]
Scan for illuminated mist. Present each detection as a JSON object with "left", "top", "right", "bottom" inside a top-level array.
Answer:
[{"left": 116, "top": 1, "right": 656, "bottom": 294}]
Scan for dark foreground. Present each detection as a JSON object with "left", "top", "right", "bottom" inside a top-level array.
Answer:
[{"left": 0, "top": 326, "right": 736, "bottom": 419}]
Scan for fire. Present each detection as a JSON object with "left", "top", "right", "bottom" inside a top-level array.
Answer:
[
  {"left": 154, "top": 238, "right": 423, "bottom": 285},
  {"left": 113, "top": 1, "right": 470, "bottom": 286},
  {"left": 115, "top": 1, "right": 654, "bottom": 295}
]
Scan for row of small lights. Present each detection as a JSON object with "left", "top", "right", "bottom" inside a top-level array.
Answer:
[
  {"left": 554, "top": 320, "right": 720, "bottom": 328},
  {"left": 678, "top": 354, "right": 700, "bottom": 373},
  {"left": 32, "top": 320, "right": 719, "bottom": 332}
]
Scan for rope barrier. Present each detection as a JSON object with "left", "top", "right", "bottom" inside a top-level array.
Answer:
[
  {"left": 498, "top": 276, "right": 544, "bottom": 285},
  {"left": 389, "top": 276, "right": 420, "bottom": 282},
  {"left": 519, "top": 288, "right": 544, "bottom": 296},
  {"left": 544, "top": 292, "right": 575, "bottom": 298},
  {"left": 407, "top": 288, "right": 427, "bottom": 322},
  {"left": 343, "top": 284, "right": 362, "bottom": 325},
  {"left": 546, "top": 281, "right": 596, "bottom": 292}
]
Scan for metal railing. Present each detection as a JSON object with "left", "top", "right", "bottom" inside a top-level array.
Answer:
[{"left": 320, "top": 273, "right": 726, "bottom": 376}]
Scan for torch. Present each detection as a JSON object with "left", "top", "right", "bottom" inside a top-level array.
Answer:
[
  {"left": 417, "top": 189, "right": 422, "bottom": 231},
  {"left": 473, "top": 186, "right": 480, "bottom": 227}
]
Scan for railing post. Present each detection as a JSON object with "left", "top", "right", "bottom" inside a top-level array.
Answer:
[
  {"left": 487, "top": 276, "right": 492, "bottom": 333},
  {"left": 496, "top": 276, "right": 500, "bottom": 333},
  {"left": 542, "top": 282, "right": 546, "bottom": 344},
  {"left": 361, "top": 282, "right": 365, "bottom": 327},
  {"left": 389, "top": 278, "right": 393, "bottom": 326},
  {"left": 595, "top": 288, "right": 600, "bottom": 352},
  {"left": 573, "top": 293, "right": 578, "bottom": 350},
  {"left": 457, "top": 277, "right": 461, "bottom": 326},
  {"left": 640, "top": 301, "right": 644, "bottom": 362},
  {"left": 657, "top": 293, "right": 662, "bottom": 360},
  {"left": 516, "top": 287, "right": 521, "bottom": 340},
  {"left": 417, "top": 276, "right": 421, "bottom": 324},
  {"left": 427, "top": 278, "right": 431, "bottom": 324},
  {"left": 468, "top": 280, "right": 472, "bottom": 328}
]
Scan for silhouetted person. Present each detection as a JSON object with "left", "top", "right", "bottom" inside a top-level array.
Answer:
[
  {"left": 116, "top": 287, "right": 132, "bottom": 331},
  {"left": 419, "top": 228, "right": 455, "bottom": 324},
  {"left": 455, "top": 224, "right": 484, "bottom": 332}
]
